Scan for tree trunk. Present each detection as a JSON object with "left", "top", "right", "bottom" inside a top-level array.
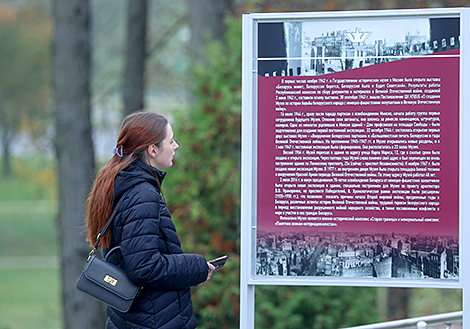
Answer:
[
  {"left": 387, "top": 287, "right": 409, "bottom": 320},
  {"left": 187, "top": 0, "right": 233, "bottom": 64},
  {"left": 1, "top": 130, "right": 12, "bottom": 178},
  {"left": 52, "top": 1, "right": 104, "bottom": 328},
  {"left": 123, "top": 0, "right": 147, "bottom": 117}
]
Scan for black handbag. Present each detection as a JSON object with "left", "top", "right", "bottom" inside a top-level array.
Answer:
[{"left": 76, "top": 190, "right": 140, "bottom": 312}]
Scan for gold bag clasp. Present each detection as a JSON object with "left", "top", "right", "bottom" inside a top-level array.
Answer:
[{"left": 104, "top": 275, "right": 118, "bottom": 286}]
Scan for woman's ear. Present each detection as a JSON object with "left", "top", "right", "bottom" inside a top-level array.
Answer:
[{"left": 147, "top": 144, "right": 158, "bottom": 158}]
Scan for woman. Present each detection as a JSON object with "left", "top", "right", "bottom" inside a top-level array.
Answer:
[{"left": 86, "top": 112, "right": 215, "bottom": 329}]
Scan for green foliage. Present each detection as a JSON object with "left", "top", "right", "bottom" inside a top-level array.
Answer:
[
  {"left": 409, "top": 288, "right": 462, "bottom": 318},
  {"left": 0, "top": 4, "right": 52, "bottom": 178},
  {"left": 166, "top": 14, "right": 242, "bottom": 256},
  {"left": 165, "top": 15, "right": 241, "bottom": 329},
  {"left": 256, "top": 286, "right": 378, "bottom": 329},
  {"left": 0, "top": 156, "right": 56, "bottom": 201},
  {"left": 0, "top": 4, "right": 51, "bottom": 128}
]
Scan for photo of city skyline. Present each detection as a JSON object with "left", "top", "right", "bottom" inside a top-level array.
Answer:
[
  {"left": 256, "top": 230, "right": 459, "bottom": 281},
  {"left": 257, "top": 17, "right": 460, "bottom": 77}
]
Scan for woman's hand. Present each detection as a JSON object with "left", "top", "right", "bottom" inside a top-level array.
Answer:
[{"left": 206, "top": 262, "right": 216, "bottom": 282}]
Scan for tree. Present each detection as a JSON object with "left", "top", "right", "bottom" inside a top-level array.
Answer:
[
  {"left": 387, "top": 288, "right": 409, "bottom": 320},
  {"left": 0, "top": 5, "right": 50, "bottom": 178},
  {"left": 145, "top": 1, "right": 188, "bottom": 91},
  {"left": 187, "top": 0, "right": 233, "bottom": 64},
  {"left": 166, "top": 15, "right": 241, "bottom": 329},
  {"left": 52, "top": 0, "right": 104, "bottom": 328},
  {"left": 122, "top": 0, "right": 147, "bottom": 117}
]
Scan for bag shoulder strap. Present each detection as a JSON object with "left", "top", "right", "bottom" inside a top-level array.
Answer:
[{"left": 93, "top": 188, "right": 133, "bottom": 250}]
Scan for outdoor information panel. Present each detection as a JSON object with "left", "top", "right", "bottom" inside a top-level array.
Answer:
[
  {"left": 241, "top": 7, "right": 469, "bottom": 329},
  {"left": 257, "top": 15, "right": 460, "bottom": 281}
]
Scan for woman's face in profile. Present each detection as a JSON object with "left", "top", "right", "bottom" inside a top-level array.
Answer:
[{"left": 150, "top": 124, "right": 179, "bottom": 170}]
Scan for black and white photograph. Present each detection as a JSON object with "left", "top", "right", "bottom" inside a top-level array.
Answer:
[
  {"left": 258, "top": 17, "right": 460, "bottom": 77},
  {"left": 256, "top": 231, "right": 459, "bottom": 280}
]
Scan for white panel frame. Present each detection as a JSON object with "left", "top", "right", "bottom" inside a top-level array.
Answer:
[
  {"left": 459, "top": 7, "right": 469, "bottom": 329},
  {"left": 241, "top": 7, "right": 469, "bottom": 329}
]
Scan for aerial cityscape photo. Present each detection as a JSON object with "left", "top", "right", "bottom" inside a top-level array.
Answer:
[
  {"left": 256, "top": 230, "right": 459, "bottom": 280},
  {"left": 258, "top": 17, "right": 460, "bottom": 77}
]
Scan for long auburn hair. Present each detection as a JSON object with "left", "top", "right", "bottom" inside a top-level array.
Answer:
[{"left": 86, "top": 111, "right": 169, "bottom": 249}]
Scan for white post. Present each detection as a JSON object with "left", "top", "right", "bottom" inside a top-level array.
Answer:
[
  {"left": 461, "top": 7, "right": 470, "bottom": 329},
  {"left": 240, "top": 13, "right": 256, "bottom": 329}
]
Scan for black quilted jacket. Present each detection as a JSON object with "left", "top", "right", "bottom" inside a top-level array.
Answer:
[{"left": 106, "top": 160, "right": 208, "bottom": 329}]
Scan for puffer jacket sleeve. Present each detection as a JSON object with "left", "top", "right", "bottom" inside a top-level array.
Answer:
[{"left": 118, "top": 183, "right": 208, "bottom": 290}]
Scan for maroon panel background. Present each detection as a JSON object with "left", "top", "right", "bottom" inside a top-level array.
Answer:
[{"left": 257, "top": 49, "right": 459, "bottom": 237}]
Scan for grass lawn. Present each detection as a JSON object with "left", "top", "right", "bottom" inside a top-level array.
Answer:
[
  {"left": 0, "top": 157, "right": 61, "bottom": 329},
  {"left": 0, "top": 207, "right": 61, "bottom": 329},
  {"left": 0, "top": 210, "right": 58, "bottom": 258},
  {"left": 0, "top": 268, "right": 62, "bottom": 329}
]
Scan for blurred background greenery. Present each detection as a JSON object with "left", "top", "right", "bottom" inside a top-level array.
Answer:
[{"left": 0, "top": 0, "right": 465, "bottom": 328}]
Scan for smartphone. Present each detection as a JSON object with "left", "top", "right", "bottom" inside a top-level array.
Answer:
[{"left": 209, "top": 255, "right": 228, "bottom": 271}]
